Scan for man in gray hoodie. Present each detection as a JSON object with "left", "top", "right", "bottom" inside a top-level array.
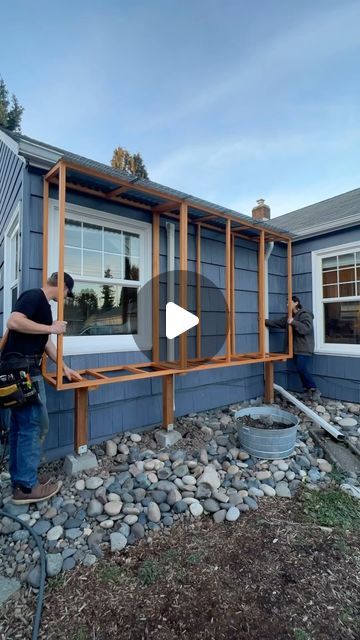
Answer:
[{"left": 266, "top": 295, "right": 321, "bottom": 399}]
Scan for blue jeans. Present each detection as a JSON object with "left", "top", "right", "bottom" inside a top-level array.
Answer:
[
  {"left": 9, "top": 376, "right": 49, "bottom": 490},
  {"left": 294, "top": 355, "right": 317, "bottom": 390}
]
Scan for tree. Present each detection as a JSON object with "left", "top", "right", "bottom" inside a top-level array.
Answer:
[
  {"left": 101, "top": 268, "right": 115, "bottom": 310},
  {"left": 0, "top": 77, "right": 24, "bottom": 132},
  {"left": 111, "top": 146, "right": 149, "bottom": 179}
]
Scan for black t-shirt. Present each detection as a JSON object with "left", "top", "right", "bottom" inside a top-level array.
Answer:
[{"left": 2, "top": 289, "right": 52, "bottom": 359}]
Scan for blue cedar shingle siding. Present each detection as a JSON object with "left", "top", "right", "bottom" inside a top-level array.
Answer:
[
  {"left": 22, "top": 166, "right": 287, "bottom": 461},
  {"left": 0, "top": 139, "right": 24, "bottom": 324},
  {"left": 273, "top": 226, "right": 360, "bottom": 402}
]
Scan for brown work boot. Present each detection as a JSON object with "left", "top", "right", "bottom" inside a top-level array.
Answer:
[{"left": 12, "top": 481, "right": 61, "bottom": 504}]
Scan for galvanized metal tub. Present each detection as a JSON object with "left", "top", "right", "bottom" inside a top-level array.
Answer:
[{"left": 235, "top": 406, "right": 299, "bottom": 459}]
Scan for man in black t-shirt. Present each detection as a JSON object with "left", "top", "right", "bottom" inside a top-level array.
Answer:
[{"left": 2, "top": 272, "right": 82, "bottom": 504}]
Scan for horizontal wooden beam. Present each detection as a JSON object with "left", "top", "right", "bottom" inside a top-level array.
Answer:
[
  {"left": 152, "top": 201, "right": 179, "bottom": 214},
  {"left": 51, "top": 178, "right": 152, "bottom": 211},
  {"left": 108, "top": 185, "right": 129, "bottom": 197}
]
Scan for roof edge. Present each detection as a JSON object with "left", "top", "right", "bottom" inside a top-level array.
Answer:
[{"left": 0, "top": 128, "right": 19, "bottom": 155}]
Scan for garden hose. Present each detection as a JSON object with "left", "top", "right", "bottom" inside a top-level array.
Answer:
[{"left": 0, "top": 509, "right": 46, "bottom": 640}]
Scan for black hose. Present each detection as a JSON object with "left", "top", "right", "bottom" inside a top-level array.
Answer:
[{"left": 0, "top": 508, "right": 46, "bottom": 640}]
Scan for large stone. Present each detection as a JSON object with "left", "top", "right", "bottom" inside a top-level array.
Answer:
[
  {"left": 104, "top": 501, "right": 122, "bottom": 516},
  {"left": 276, "top": 482, "right": 291, "bottom": 498},
  {"left": 260, "top": 484, "right": 276, "bottom": 497},
  {"left": 110, "top": 532, "right": 127, "bottom": 552},
  {"left": 147, "top": 502, "right": 161, "bottom": 523},
  {"left": 87, "top": 499, "right": 104, "bottom": 517},
  {"left": 0, "top": 576, "right": 21, "bottom": 605},
  {"left": 255, "top": 471, "right": 271, "bottom": 481},
  {"left": 46, "top": 554, "right": 63, "bottom": 577},
  {"left": 27, "top": 566, "right": 41, "bottom": 588},
  {"left": 46, "top": 525, "right": 63, "bottom": 541},
  {"left": 338, "top": 418, "right": 358, "bottom": 428},
  {"left": 198, "top": 465, "right": 221, "bottom": 490},
  {"left": 317, "top": 459, "right": 332, "bottom": 473},
  {"left": 189, "top": 502, "right": 203, "bottom": 517},
  {"left": 203, "top": 498, "right": 220, "bottom": 513},
  {"left": 226, "top": 507, "right": 240, "bottom": 522},
  {"left": 105, "top": 440, "right": 118, "bottom": 457},
  {"left": 85, "top": 476, "right": 103, "bottom": 490},
  {"left": 213, "top": 509, "right": 227, "bottom": 523}
]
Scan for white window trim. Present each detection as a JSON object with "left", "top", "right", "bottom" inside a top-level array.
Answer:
[
  {"left": 312, "top": 240, "right": 360, "bottom": 357},
  {"left": 48, "top": 199, "right": 152, "bottom": 355},
  {"left": 3, "top": 203, "right": 21, "bottom": 333}
]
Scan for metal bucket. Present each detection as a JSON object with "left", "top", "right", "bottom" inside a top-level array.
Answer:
[{"left": 235, "top": 406, "right": 299, "bottom": 459}]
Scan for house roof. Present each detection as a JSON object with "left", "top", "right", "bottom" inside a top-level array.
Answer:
[
  {"left": 0, "top": 127, "right": 291, "bottom": 239},
  {"left": 268, "top": 188, "right": 360, "bottom": 239}
]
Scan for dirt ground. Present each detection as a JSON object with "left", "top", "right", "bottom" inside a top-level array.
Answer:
[{"left": 1, "top": 489, "right": 360, "bottom": 640}]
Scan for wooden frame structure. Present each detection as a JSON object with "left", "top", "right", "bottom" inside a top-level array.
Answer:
[{"left": 42, "top": 159, "right": 293, "bottom": 452}]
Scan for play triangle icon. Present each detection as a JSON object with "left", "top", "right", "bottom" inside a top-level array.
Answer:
[{"left": 166, "top": 302, "right": 199, "bottom": 339}]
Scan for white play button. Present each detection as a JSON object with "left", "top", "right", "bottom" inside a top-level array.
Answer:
[{"left": 166, "top": 302, "right": 199, "bottom": 339}]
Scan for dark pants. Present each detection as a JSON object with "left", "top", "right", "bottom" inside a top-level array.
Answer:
[
  {"left": 294, "top": 355, "right": 317, "bottom": 390},
  {"left": 9, "top": 376, "right": 49, "bottom": 490}
]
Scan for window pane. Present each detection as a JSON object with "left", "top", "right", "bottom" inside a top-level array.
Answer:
[
  {"left": 104, "top": 228, "right": 122, "bottom": 254},
  {"left": 124, "top": 232, "right": 140, "bottom": 257},
  {"left": 323, "top": 284, "right": 338, "bottom": 298},
  {"left": 125, "top": 256, "right": 140, "bottom": 281},
  {"left": 83, "top": 250, "right": 102, "bottom": 277},
  {"left": 83, "top": 223, "right": 102, "bottom": 250},
  {"left": 64, "top": 283, "right": 137, "bottom": 336},
  {"left": 65, "top": 247, "right": 81, "bottom": 275},
  {"left": 339, "top": 267, "right": 355, "bottom": 283},
  {"left": 11, "top": 286, "right": 18, "bottom": 311},
  {"left": 65, "top": 219, "right": 81, "bottom": 247},
  {"left": 322, "top": 256, "right": 337, "bottom": 270},
  {"left": 339, "top": 282, "right": 356, "bottom": 297},
  {"left": 338, "top": 253, "right": 355, "bottom": 267},
  {"left": 324, "top": 301, "right": 360, "bottom": 344},
  {"left": 322, "top": 270, "right": 337, "bottom": 285},
  {"left": 104, "top": 254, "right": 122, "bottom": 279}
]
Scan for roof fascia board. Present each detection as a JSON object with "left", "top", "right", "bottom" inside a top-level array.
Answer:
[
  {"left": 18, "top": 139, "right": 62, "bottom": 168},
  {"left": 292, "top": 217, "right": 360, "bottom": 242},
  {"left": 0, "top": 129, "right": 19, "bottom": 155}
]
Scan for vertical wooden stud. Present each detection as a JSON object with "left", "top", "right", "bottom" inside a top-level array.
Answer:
[
  {"left": 230, "top": 233, "right": 236, "bottom": 355},
  {"left": 258, "top": 230, "right": 265, "bottom": 358},
  {"left": 152, "top": 212, "right": 160, "bottom": 362},
  {"left": 56, "top": 162, "right": 66, "bottom": 389},
  {"left": 226, "top": 219, "right": 231, "bottom": 362},
  {"left": 196, "top": 223, "right": 201, "bottom": 359},
  {"left": 287, "top": 239, "right": 293, "bottom": 357},
  {"left": 179, "top": 202, "right": 188, "bottom": 368},
  {"left": 42, "top": 177, "right": 50, "bottom": 379},
  {"left": 162, "top": 375, "right": 174, "bottom": 429}
]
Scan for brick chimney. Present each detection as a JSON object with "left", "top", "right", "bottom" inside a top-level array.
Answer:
[{"left": 252, "top": 199, "right": 270, "bottom": 221}]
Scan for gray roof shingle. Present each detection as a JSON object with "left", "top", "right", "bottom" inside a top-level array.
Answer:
[{"left": 268, "top": 188, "right": 360, "bottom": 238}]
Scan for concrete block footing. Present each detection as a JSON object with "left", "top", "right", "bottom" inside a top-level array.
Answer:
[
  {"left": 155, "top": 429, "right": 182, "bottom": 448},
  {"left": 63, "top": 451, "right": 98, "bottom": 475}
]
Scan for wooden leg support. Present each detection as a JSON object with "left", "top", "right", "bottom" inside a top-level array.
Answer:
[
  {"left": 162, "top": 375, "right": 174, "bottom": 429},
  {"left": 75, "top": 387, "right": 89, "bottom": 454},
  {"left": 264, "top": 362, "right": 274, "bottom": 404}
]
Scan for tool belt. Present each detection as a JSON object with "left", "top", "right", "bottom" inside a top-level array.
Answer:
[{"left": 0, "top": 353, "right": 42, "bottom": 408}]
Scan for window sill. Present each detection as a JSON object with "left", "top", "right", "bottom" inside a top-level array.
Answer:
[{"left": 314, "top": 348, "right": 360, "bottom": 358}]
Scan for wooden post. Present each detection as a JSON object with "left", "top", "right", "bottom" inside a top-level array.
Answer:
[
  {"left": 196, "top": 223, "right": 201, "bottom": 359},
  {"left": 162, "top": 375, "right": 174, "bottom": 429},
  {"left": 258, "top": 230, "right": 265, "bottom": 358},
  {"left": 264, "top": 361, "right": 274, "bottom": 403},
  {"left": 226, "top": 219, "right": 231, "bottom": 362},
  {"left": 230, "top": 233, "right": 236, "bottom": 355},
  {"left": 152, "top": 212, "right": 160, "bottom": 362},
  {"left": 56, "top": 162, "right": 66, "bottom": 389},
  {"left": 42, "top": 177, "right": 50, "bottom": 379},
  {"left": 74, "top": 387, "right": 89, "bottom": 453},
  {"left": 179, "top": 202, "right": 188, "bottom": 368},
  {"left": 287, "top": 239, "right": 293, "bottom": 358}
]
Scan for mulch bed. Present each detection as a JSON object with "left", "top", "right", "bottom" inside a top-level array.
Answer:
[{"left": 1, "top": 492, "right": 359, "bottom": 640}]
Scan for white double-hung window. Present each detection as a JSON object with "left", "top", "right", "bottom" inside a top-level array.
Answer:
[
  {"left": 312, "top": 241, "right": 360, "bottom": 356},
  {"left": 48, "top": 200, "right": 152, "bottom": 355}
]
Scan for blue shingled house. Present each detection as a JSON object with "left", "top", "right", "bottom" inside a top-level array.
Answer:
[{"left": 0, "top": 125, "right": 358, "bottom": 462}]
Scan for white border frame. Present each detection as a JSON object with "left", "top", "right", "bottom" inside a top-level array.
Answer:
[
  {"left": 3, "top": 203, "right": 21, "bottom": 334},
  {"left": 48, "top": 199, "right": 152, "bottom": 355},
  {"left": 312, "top": 240, "right": 360, "bottom": 357}
]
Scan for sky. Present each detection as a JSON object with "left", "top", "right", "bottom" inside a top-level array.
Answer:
[{"left": 1, "top": 0, "right": 360, "bottom": 218}]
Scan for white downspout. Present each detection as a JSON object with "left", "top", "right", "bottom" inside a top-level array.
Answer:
[{"left": 264, "top": 241, "right": 274, "bottom": 352}]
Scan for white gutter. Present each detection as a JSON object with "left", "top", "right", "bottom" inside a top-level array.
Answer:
[
  {"left": 274, "top": 383, "right": 345, "bottom": 440},
  {"left": 166, "top": 221, "right": 175, "bottom": 361}
]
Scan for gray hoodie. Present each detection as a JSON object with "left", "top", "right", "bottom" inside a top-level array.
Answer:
[{"left": 265, "top": 308, "right": 315, "bottom": 355}]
